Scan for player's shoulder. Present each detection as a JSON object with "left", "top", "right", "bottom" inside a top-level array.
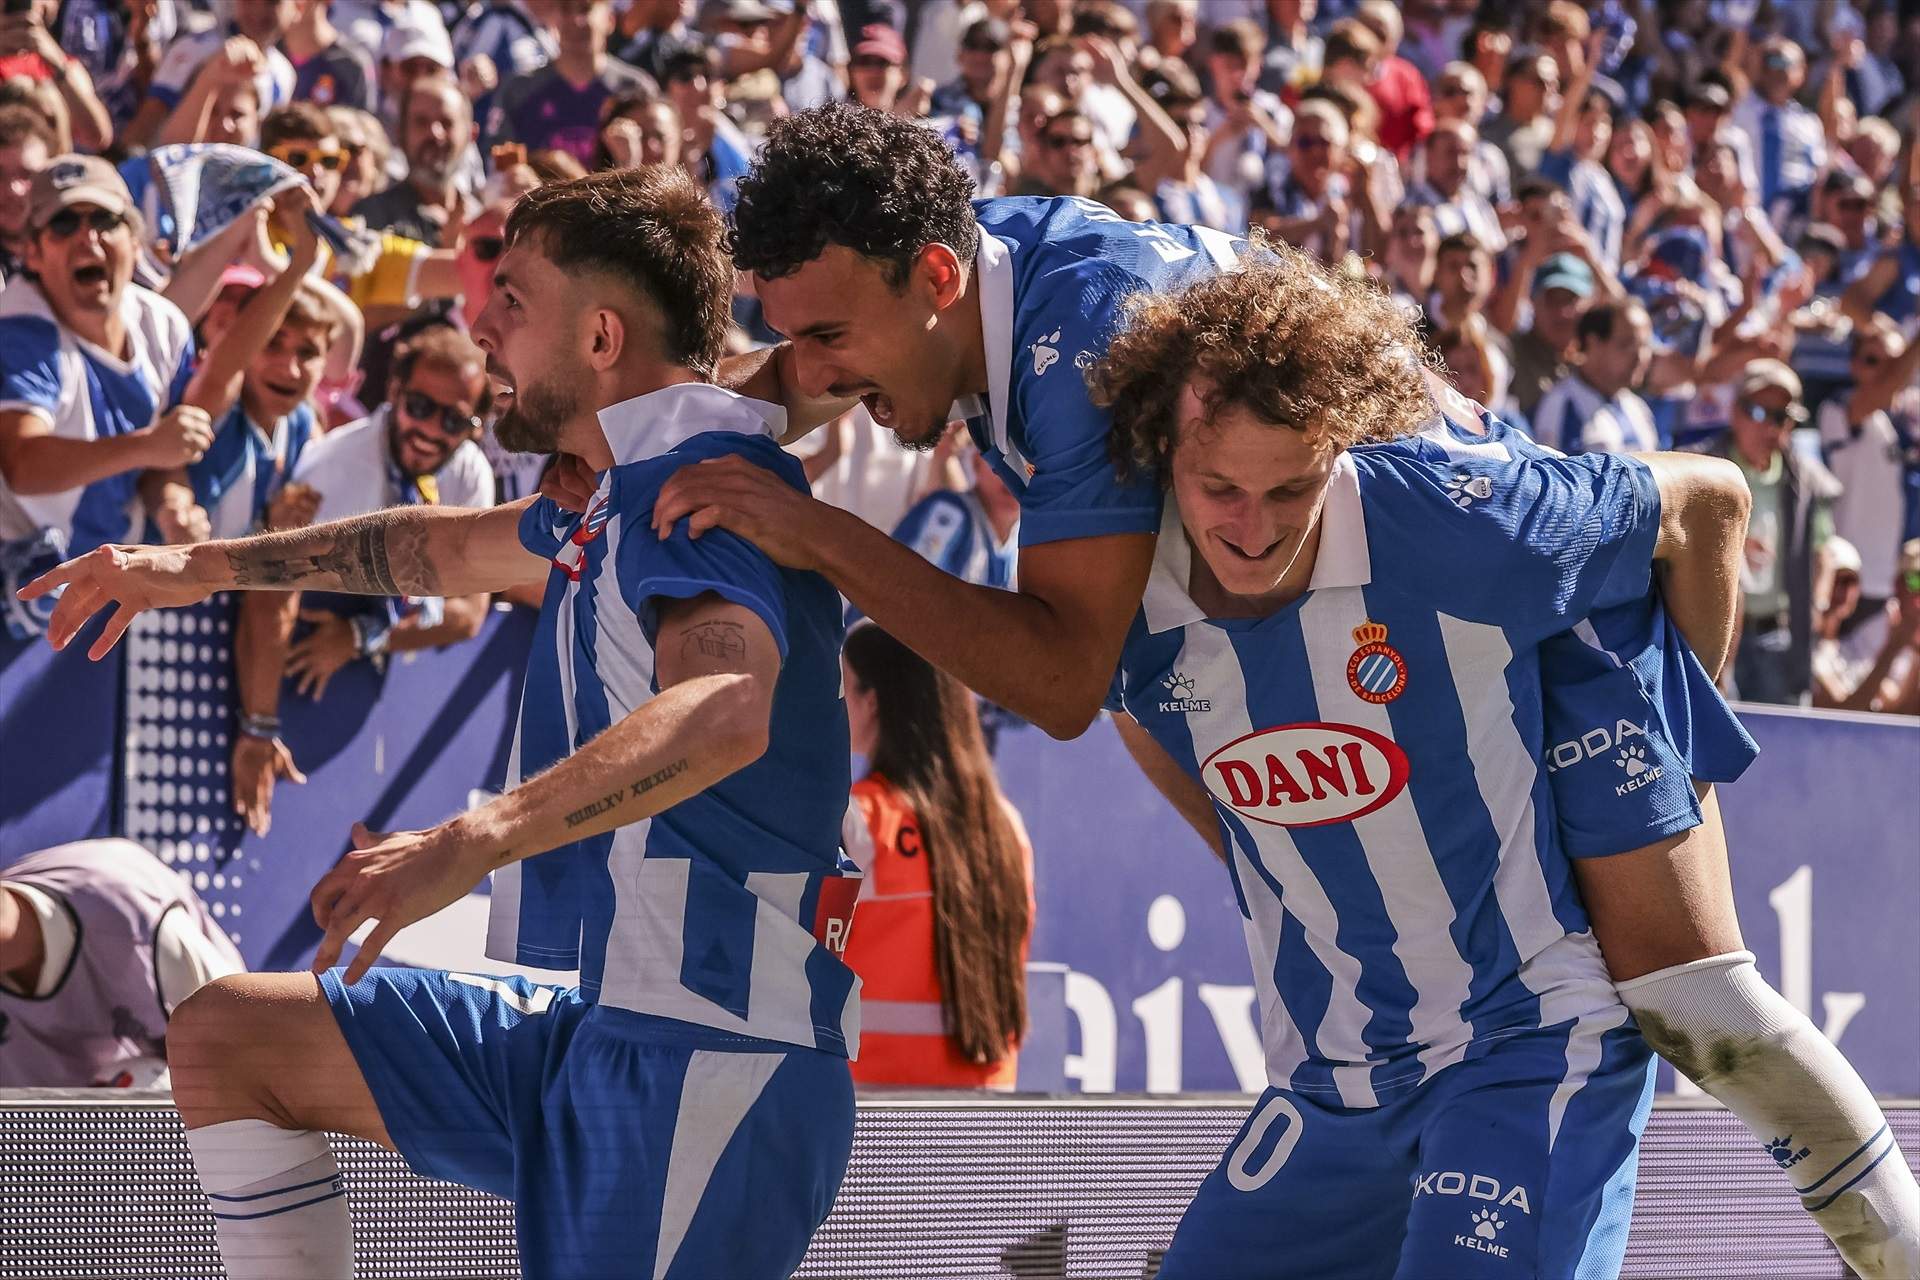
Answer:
[{"left": 614, "top": 427, "right": 802, "bottom": 515}]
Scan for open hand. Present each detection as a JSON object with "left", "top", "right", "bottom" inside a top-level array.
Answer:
[
  {"left": 310, "top": 821, "right": 488, "bottom": 983},
  {"left": 288, "top": 609, "right": 358, "bottom": 699},
  {"left": 231, "top": 732, "right": 305, "bottom": 837},
  {"left": 16, "top": 542, "right": 212, "bottom": 658},
  {"left": 650, "top": 453, "right": 835, "bottom": 570}
]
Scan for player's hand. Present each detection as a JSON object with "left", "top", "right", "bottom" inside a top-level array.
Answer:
[
  {"left": 288, "top": 609, "right": 358, "bottom": 699},
  {"left": 310, "top": 821, "right": 489, "bottom": 983},
  {"left": 539, "top": 453, "right": 601, "bottom": 513},
  {"left": 651, "top": 453, "right": 833, "bottom": 571},
  {"left": 17, "top": 542, "right": 213, "bottom": 658},
  {"left": 231, "top": 732, "right": 304, "bottom": 837},
  {"left": 266, "top": 481, "right": 320, "bottom": 530},
  {"left": 141, "top": 405, "right": 214, "bottom": 468}
]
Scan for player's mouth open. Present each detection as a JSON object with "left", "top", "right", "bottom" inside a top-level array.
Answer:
[
  {"left": 261, "top": 379, "right": 301, "bottom": 400},
  {"left": 487, "top": 360, "right": 516, "bottom": 405},
  {"left": 1217, "top": 534, "right": 1280, "bottom": 562},
  {"left": 860, "top": 392, "right": 896, "bottom": 428}
]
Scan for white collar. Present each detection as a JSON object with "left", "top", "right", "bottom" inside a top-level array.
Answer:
[
  {"left": 1142, "top": 452, "right": 1371, "bottom": 634},
  {"left": 950, "top": 223, "right": 1015, "bottom": 432},
  {"left": 0, "top": 882, "right": 74, "bottom": 999},
  {"left": 596, "top": 382, "right": 784, "bottom": 467}
]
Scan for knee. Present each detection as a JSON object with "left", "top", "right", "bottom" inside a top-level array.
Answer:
[{"left": 167, "top": 975, "right": 273, "bottom": 1124}]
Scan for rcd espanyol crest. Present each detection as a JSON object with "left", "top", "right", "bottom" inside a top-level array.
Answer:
[{"left": 1346, "top": 621, "right": 1407, "bottom": 704}]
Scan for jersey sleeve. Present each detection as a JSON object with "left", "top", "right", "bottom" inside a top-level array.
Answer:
[
  {"left": 344, "top": 232, "right": 430, "bottom": 311},
  {"left": 144, "top": 33, "right": 205, "bottom": 107},
  {"left": 614, "top": 461, "right": 792, "bottom": 662},
  {"left": 0, "top": 317, "right": 66, "bottom": 421},
  {"left": 1009, "top": 261, "right": 1163, "bottom": 547},
  {"left": 516, "top": 493, "right": 571, "bottom": 561},
  {"left": 1361, "top": 448, "right": 1662, "bottom": 634}
]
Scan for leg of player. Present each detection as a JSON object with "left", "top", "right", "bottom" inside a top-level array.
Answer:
[
  {"left": 1575, "top": 795, "right": 1920, "bottom": 1279},
  {"left": 168, "top": 973, "right": 392, "bottom": 1280}
]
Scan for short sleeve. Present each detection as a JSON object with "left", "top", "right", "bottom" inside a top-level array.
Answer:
[
  {"left": 516, "top": 494, "right": 571, "bottom": 560},
  {"left": 345, "top": 233, "right": 429, "bottom": 310},
  {"left": 1360, "top": 448, "right": 1662, "bottom": 636},
  {"left": 1009, "top": 263, "right": 1162, "bottom": 547},
  {"left": 145, "top": 33, "right": 204, "bottom": 105},
  {"left": 0, "top": 317, "right": 65, "bottom": 421}
]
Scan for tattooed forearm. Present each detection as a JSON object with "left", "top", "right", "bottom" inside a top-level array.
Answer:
[
  {"left": 562, "top": 759, "right": 690, "bottom": 830},
  {"left": 224, "top": 510, "right": 444, "bottom": 596},
  {"left": 680, "top": 621, "right": 746, "bottom": 661}
]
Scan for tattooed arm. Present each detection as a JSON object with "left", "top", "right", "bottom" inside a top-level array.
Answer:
[
  {"left": 308, "top": 593, "right": 783, "bottom": 979},
  {"left": 21, "top": 499, "right": 551, "bottom": 659}
]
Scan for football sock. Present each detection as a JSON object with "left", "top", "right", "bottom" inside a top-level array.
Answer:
[
  {"left": 185, "top": 1118, "right": 354, "bottom": 1280},
  {"left": 1616, "top": 951, "right": 1919, "bottom": 1278}
]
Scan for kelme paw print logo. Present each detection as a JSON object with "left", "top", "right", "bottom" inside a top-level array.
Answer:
[
  {"left": 1161, "top": 672, "right": 1196, "bottom": 700},
  {"left": 1766, "top": 1135, "right": 1811, "bottom": 1169},
  {"left": 1032, "top": 329, "right": 1062, "bottom": 375},
  {"left": 1445, "top": 470, "right": 1493, "bottom": 508},
  {"left": 1616, "top": 744, "right": 1649, "bottom": 776},
  {"left": 1471, "top": 1208, "right": 1503, "bottom": 1240}
]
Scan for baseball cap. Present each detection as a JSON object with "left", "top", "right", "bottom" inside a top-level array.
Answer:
[
  {"left": 1823, "top": 536, "right": 1863, "bottom": 577},
  {"left": 1822, "top": 169, "right": 1874, "bottom": 201},
  {"left": 703, "top": 0, "right": 779, "bottom": 24},
  {"left": 1687, "top": 82, "right": 1731, "bottom": 112},
  {"left": 218, "top": 263, "right": 267, "bottom": 291},
  {"left": 1738, "top": 359, "right": 1806, "bottom": 410},
  {"left": 26, "top": 154, "right": 134, "bottom": 233},
  {"left": 1533, "top": 253, "right": 1595, "bottom": 299},
  {"left": 1648, "top": 226, "right": 1709, "bottom": 282},
  {"left": 381, "top": 21, "right": 454, "bottom": 69},
  {"left": 1797, "top": 222, "right": 1848, "bottom": 258},
  {"left": 852, "top": 24, "right": 906, "bottom": 66}
]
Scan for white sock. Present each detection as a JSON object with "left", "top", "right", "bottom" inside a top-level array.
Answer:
[
  {"left": 1617, "top": 951, "right": 1920, "bottom": 1279},
  {"left": 185, "top": 1119, "right": 355, "bottom": 1280}
]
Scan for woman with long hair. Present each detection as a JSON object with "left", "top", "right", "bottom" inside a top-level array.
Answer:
[{"left": 841, "top": 624, "right": 1032, "bottom": 1087}]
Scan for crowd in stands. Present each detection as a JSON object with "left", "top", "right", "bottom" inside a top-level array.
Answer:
[{"left": 0, "top": 0, "right": 1915, "bottom": 818}]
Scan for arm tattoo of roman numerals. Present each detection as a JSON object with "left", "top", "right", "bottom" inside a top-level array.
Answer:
[{"left": 224, "top": 510, "right": 443, "bottom": 595}]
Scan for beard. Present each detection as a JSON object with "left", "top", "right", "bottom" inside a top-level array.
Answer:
[{"left": 494, "top": 372, "right": 582, "bottom": 454}]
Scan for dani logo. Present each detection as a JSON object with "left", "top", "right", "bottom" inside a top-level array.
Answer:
[{"left": 1202, "top": 723, "right": 1410, "bottom": 828}]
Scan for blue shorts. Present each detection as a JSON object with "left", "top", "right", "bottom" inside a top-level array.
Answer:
[
  {"left": 1158, "top": 1016, "right": 1655, "bottom": 1280},
  {"left": 1541, "top": 593, "right": 1758, "bottom": 859},
  {"left": 320, "top": 967, "right": 854, "bottom": 1280}
]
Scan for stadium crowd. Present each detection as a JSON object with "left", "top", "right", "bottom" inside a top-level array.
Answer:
[{"left": 0, "top": 0, "right": 1916, "bottom": 821}]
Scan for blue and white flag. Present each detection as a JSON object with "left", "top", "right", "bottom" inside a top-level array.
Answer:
[{"left": 124, "top": 144, "right": 378, "bottom": 277}]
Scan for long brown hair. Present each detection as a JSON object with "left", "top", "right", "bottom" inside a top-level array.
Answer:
[{"left": 845, "top": 625, "right": 1029, "bottom": 1063}]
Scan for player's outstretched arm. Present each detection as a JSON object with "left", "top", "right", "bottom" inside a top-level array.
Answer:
[
  {"left": 308, "top": 593, "right": 779, "bottom": 983},
  {"left": 18, "top": 498, "right": 551, "bottom": 660},
  {"left": 1639, "top": 451, "right": 1752, "bottom": 680}
]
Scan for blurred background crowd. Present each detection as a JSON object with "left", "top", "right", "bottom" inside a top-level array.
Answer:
[{"left": 0, "top": 0, "right": 1916, "bottom": 1085}]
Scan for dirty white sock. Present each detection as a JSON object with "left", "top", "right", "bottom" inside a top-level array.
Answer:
[{"left": 185, "top": 1118, "right": 354, "bottom": 1280}]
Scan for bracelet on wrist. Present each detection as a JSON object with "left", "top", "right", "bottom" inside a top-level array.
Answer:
[{"left": 239, "top": 713, "right": 281, "bottom": 740}]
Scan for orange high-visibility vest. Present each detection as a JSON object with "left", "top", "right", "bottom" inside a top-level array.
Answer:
[{"left": 842, "top": 774, "right": 1031, "bottom": 1088}]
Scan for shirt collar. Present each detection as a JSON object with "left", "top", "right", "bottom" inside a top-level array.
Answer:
[
  {"left": 0, "top": 881, "right": 74, "bottom": 999},
  {"left": 597, "top": 382, "right": 784, "bottom": 467},
  {"left": 951, "top": 223, "right": 1014, "bottom": 431},
  {"left": 1143, "top": 451, "right": 1370, "bottom": 634}
]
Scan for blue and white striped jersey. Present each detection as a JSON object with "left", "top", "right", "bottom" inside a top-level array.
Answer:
[
  {"left": 1109, "top": 422, "right": 1665, "bottom": 1108},
  {"left": 954, "top": 197, "right": 1245, "bottom": 548},
  {"left": 891, "top": 489, "right": 1017, "bottom": 593},
  {"left": 486, "top": 383, "right": 861, "bottom": 1057},
  {"left": 0, "top": 280, "right": 194, "bottom": 554}
]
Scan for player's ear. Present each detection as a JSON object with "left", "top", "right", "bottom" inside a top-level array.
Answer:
[
  {"left": 917, "top": 243, "right": 967, "bottom": 312},
  {"left": 585, "top": 305, "right": 626, "bottom": 373}
]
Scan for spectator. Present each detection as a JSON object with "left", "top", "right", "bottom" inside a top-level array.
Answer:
[
  {"left": 1812, "top": 536, "right": 1920, "bottom": 715},
  {"left": 1426, "top": 61, "right": 1509, "bottom": 205},
  {"left": 0, "top": 0, "right": 113, "bottom": 154},
  {"left": 1700, "top": 360, "right": 1838, "bottom": 706},
  {"left": 492, "top": 0, "right": 655, "bottom": 165},
  {"left": 0, "top": 156, "right": 210, "bottom": 561},
  {"left": 1429, "top": 230, "right": 1497, "bottom": 339},
  {"left": 0, "top": 105, "right": 54, "bottom": 285},
  {"left": 352, "top": 72, "right": 476, "bottom": 245},
  {"left": 1534, "top": 298, "right": 1658, "bottom": 454},
  {"left": 127, "top": 0, "right": 296, "bottom": 148},
  {"left": 1201, "top": 19, "right": 1289, "bottom": 230},
  {"left": 1141, "top": 0, "right": 1197, "bottom": 73},
  {"left": 1541, "top": 37, "right": 1625, "bottom": 273},
  {"left": 929, "top": 17, "right": 1002, "bottom": 127},
  {"left": 229, "top": 327, "right": 495, "bottom": 832},
  {"left": 1840, "top": 184, "right": 1919, "bottom": 337},
  {"left": 911, "top": 0, "right": 1018, "bottom": 90},
  {"left": 1506, "top": 250, "right": 1597, "bottom": 421},
  {"left": 840, "top": 623, "right": 1031, "bottom": 1088},
  {"left": 1135, "top": 63, "right": 1226, "bottom": 231},
  {"left": 454, "top": 0, "right": 558, "bottom": 101},
  {"left": 326, "top": 105, "right": 391, "bottom": 214},
  {"left": 373, "top": 18, "right": 455, "bottom": 152},
  {"left": 659, "top": 41, "right": 752, "bottom": 211},
  {"left": 618, "top": 0, "right": 699, "bottom": 84},
  {"left": 0, "top": 839, "right": 244, "bottom": 1088},
  {"left": 1010, "top": 105, "right": 1100, "bottom": 200},
  {"left": 335, "top": 0, "right": 450, "bottom": 66},
  {"left": 1819, "top": 323, "right": 1920, "bottom": 614},
  {"left": 889, "top": 440, "right": 1019, "bottom": 595},
  {"left": 846, "top": 24, "right": 909, "bottom": 114},
  {"left": 1731, "top": 36, "right": 1827, "bottom": 220},
  {"left": 703, "top": 0, "right": 836, "bottom": 116},
  {"left": 1351, "top": 1, "right": 1433, "bottom": 163},
  {"left": 1257, "top": 0, "right": 1322, "bottom": 97},
  {"left": 1257, "top": 99, "right": 1354, "bottom": 261},
  {"left": 1407, "top": 119, "right": 1504, "bottom": 254},
  {"left": 1431, "top": 315, "right": 1503, "bottom": 413},
  {"left": 1483, "top": 48, "right": 1558, "bottom": 178},
  {"left": 281, "top": 0, "right": 377, "bottom": 112},
  {"left": 1379, "top": 202, "right": 1437, "bottom": 313}
]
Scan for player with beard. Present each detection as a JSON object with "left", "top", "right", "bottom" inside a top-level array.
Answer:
[{"left": 21, "top": 167, "right": 859, "bottom": 1280}]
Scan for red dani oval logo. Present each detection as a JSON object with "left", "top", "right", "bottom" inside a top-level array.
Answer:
[{"left": 1202, "top": 723, "right": 1411, "bottom": 828}]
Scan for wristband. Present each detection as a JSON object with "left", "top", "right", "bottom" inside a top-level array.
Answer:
[
  {"left": 239, "top": 713, "right": 280, "bottom": 740},
  {"left": 351, "top": 612, "right": 391, "bottom": 658}
]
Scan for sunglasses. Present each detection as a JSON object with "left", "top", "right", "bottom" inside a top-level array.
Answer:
[
  {"left": 1739, "top": 401, "right": 1794, "bottom": 426},
  {"left": 1293, "top": 134, "right": 1331, "bottom": 151},
  {"left": 43, "top": 207, "right": 126, "bottom": 239},
  {"left": 270, "top": 146, "right": 347, "bottom": 172},
  {"left": 1045, "top": 132, "right": 1094, "bottom": 149},
  {"left": 851, "top": 55, "right": 897, "bottom": 71},
  {"left": 469, "top": 235, "right": 504, "bottom": 263},
  {"left": 399, "top": 388, "right": 481, "bottom": 436}
]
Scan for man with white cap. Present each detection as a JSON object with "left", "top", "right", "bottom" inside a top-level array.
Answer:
[
  {"left": 1813, "top": 537, "right": 1920, "bottom": 714},
  {"left": 1697, "top": 359, "right": 1841, "bottom": 705},
  {"left": 0, "top": 155, "right": 212, "bottom": 596}
]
